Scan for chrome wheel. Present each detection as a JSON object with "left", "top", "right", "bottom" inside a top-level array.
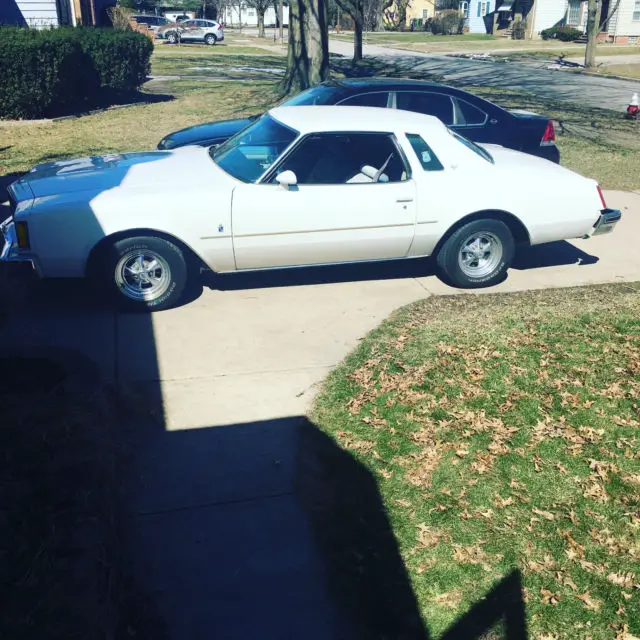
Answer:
[
  {"left": 115, "top": 250, "right": 171, "bottom": 302},
  {"left": 458, "top": 231, "right": 503, "bottom": 279}
]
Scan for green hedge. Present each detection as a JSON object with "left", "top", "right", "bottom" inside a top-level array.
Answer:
[
  {"left": 540, "top": 25, "right": 583, "bottom": 41},
  {"left": 0, "top": 27, "right": 153, "bottom": 120}
]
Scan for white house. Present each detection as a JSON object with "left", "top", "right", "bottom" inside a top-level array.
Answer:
[
  {"left": 221, "top": 3, "right": 289, "bottom": 27},
  {"left": 0, "top": 0, "right": 113, "bottom": 28}
]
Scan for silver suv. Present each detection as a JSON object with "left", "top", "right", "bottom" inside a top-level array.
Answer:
[{"left": 159, "top": 19, "right": 225, "bottom": 45}]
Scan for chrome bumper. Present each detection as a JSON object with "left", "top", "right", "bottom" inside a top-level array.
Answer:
[
  {"left": 591, "top": 208, "right": 621, "bottom": 237},
  {"left": 1, "top": 218, "right": 38, "bottom": 271}
]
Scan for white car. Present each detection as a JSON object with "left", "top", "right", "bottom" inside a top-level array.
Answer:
[
  {"left": 0, "top": 107, "right": 620, "bottom": 311},
  {"left": 158, "top": 19, "right": 224, "bottom": 45}
]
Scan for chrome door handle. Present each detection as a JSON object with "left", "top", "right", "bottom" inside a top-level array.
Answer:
[{"left": 396, "top": 198, "right": 414, "bottom": 203}]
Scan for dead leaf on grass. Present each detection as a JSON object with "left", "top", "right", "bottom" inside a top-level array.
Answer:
[
  {"left": 532, "top": 507, "right": 555, "bottom": 521},
  {"left": 453, "top": 544, "right": 487, "bottom": 565},
  {"left": 577, "top": 591, "right": 601, "bottom": 611},
  {"left": 540, "top": 588, "right": 561, "bottom": 605},
  {"left": 416, "top": 523, "right": 445, "bottom": 549},
  {"left": 432, "top": 589, "right": 463, "bottom": 607},
  {"left": 607, "top": 572, "right": 636, "bottom": 588}
]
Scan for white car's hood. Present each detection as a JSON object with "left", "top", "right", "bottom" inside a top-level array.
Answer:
[{"left": 21, "top": 146, "right": 220, "bottom": 199}]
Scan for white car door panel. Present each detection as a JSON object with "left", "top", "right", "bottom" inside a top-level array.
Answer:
[{"left": 231, "top": 182, "right": 417, "bottom": 269}]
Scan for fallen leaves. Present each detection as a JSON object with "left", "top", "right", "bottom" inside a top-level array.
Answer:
[
  {"left": 532, "top": 507, "right": 555, "bottom": 521},
  {"left": 577, "top": 591, "right": 601, "bottom": 611},
  {"left": 607, "top": 572, "right": 636, "bottom": 588},
  {"left": 416, "top": 523, "right": 445, "bottom": 549},
  {"left": 540, "top": 588, "right": 561, "bottom": 605}
]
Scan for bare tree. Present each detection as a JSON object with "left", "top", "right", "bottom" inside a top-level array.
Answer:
[
  {"left": 336, "top": 0, "right": 364, "bottom": 60},
  {"left": 584, "top": 0, "right": 623, "bottom": 67},
  {"left": 280, "top": 0, "right": 329, "bottom": 94},
  {"left": 246, "top": 0, "right": 271, "bottom": 35}
]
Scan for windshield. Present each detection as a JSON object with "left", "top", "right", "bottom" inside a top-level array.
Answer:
[
  {"left": 281, "top": 84, "right": 343, "bottom": 106},
  {"left": 448, "top": 129, "right": 494, "bottom": 164},
  {"left": 212, "top": 115, "right": 298, "bottom": 182}
]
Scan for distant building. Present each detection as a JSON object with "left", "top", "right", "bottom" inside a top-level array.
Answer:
[{"left": 221, "top": 3, "right": 289, "bottom": 27}]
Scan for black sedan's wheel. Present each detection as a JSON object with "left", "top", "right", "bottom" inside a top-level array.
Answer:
[
  {"left": 101, "top": 236, "right": 188, "bottom": 311},
  {"left": 167, "top": 31, "right": 179, "bottom": 44},
  {"left": 436, "top": 219, "right": 514, "bottom": 289},
  {"left": 204, "top": 33, "right": 217, "bottom": 45}
]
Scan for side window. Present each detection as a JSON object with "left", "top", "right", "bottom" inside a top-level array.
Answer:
[
  {"left": 406, "top": 134, "right": 444, "bottom": 171},
  {"left": 396, "top": 92, "right": 455, "bottom": 126},
  {"left": 274, "top": 133, "right": 408, "bottom": 185},
  {"left": 454, "top": 98, "right": 487, "bottom": 126},
  {"left": 338, "top": 92, "right": 390, "bottom": 108}
]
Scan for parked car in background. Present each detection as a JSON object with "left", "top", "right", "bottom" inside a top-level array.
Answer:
[
  {"left": 130, "top": 14, "right": 169, "bottom": 31},
  {"left": 157, "top": 19, "right": 224, "bottom": 45},
  {"left": 2, "top": 107, "right": 617, "bottom": 311},
  {"left": 158, "top": 78, "right": 559, "bottom": 163}
]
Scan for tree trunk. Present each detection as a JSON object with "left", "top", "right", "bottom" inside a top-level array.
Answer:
[
  {"left": 280, "top": 0, "right": 329, "bottom": 95},
  {"left": 258, "top": 9, "right": 265, "bottom": 36},
  {"left": 584, "top": 0, "right": 601, "bottom": 68},
  {"left": 278, "top": 0, "right": 284, "bottom": 41},
  {"left": 353, "top": 11, "right": 363, "bottom": 61}
]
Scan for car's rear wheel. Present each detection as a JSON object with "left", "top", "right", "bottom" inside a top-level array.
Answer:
[
  {"left": 204, "top": 33, "right": 217, "bottom": 45},
  {"left": 99, "top": 236, "right": 188, "bottom": 311},
  {"left": 436, "top": 218, "right": 514, "bottom": 289},
  {"left": 167, "top": 31, "right": 178, "bottom": 44}
]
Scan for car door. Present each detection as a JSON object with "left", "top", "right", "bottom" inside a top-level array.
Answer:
[
  {"left": 231, "top": 132, "right": 417, "bottom": 270},
  {"left": 180, "top": 20, "right": 202, "bottom": 41}
]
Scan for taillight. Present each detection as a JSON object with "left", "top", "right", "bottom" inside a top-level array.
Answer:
[
  {"left": 15, "top": 221, "right": 30, "bottom": 249},
  {"left": 540, "top": 120, "right": 555, "bottom": 146},
  {"left": 597, "top": 185, "right": 607, "bottom": 209}
]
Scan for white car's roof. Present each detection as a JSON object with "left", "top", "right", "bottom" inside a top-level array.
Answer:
[{"left": 269, "top": 105, "right": 446, "bottom": 135}]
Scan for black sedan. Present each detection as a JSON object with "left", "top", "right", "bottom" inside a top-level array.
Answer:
[{"left": 158, "top": 78, "right": 559, "bottom": 163}]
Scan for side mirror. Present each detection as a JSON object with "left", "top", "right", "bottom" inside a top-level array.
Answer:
[{"left": 276, "top": 170, "right": 298, "bottom": 189}]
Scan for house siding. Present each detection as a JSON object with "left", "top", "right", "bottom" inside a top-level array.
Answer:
[
  {"left": 468, "top": 0, "right": 495, "bottom": 32},
  {"left": 532, "top": 0, "right": 568, "bottom": 32},
  {"left": 15, "top": 0, "right": 60, "bottom": 27},
  {"left": 608, "top": 0, "right": 640, "bottom": 37}
]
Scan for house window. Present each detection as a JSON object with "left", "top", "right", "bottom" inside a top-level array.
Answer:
[
  {"left": 477, "top": 1, "right": 489, "bottom": 17},
  {"left": 423, "top": 8, "right": 429, "bottom": 18},
  {"left": 633, "top": 0, "right": 640, "bottom": 20},
  {"left": 567, "top": 0, "right": 581, "bottom": 25},
  {"left": 459, "top": 1, "right": 469, "bottom": 17}
]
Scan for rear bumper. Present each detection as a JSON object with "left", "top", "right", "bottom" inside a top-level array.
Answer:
[
  {"left": 589, "top": 208, "right": 621, "bottom": 237},
  {"left": 0, "top": 218, "right": 40, "bottom": 274}
]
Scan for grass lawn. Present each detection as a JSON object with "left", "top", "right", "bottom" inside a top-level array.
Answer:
[
  {"left": 333, "top": 32, "right": 496, "bottom": 43},
  {"left": 593, "top": 63, "right": 640, "bottom": 80},
  {"left": 312, "top": 283, "right": 640, "bottom": 639}
]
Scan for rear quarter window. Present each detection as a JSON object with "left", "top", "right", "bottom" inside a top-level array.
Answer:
[{"left": 406, "top": 134, "right": 444, "bottom": 171}]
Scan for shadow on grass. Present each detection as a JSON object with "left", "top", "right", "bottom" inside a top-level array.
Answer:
[{"left": 331, "top": 57, "right": 444, "bottom": 82}]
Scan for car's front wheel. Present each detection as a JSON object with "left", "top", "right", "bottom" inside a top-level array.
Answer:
[
  {"left": 204, "top": 33, "right": 217, "bottom": 45},
  {"left": 167, "top": 31, "right": 179, "bottom": 44},
  {"left": 436, "top": 218, "right": 514, "bottom": 289},
  {"left": 99, "top": 236, "right": 188, "bottom": 311}
]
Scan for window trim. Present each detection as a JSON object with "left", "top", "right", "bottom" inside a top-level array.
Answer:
[{"left": 259, "top": 131, "right": 412, "bottom": 186}]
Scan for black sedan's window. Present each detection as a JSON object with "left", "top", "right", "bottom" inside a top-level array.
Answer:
[
  {"left": 396, "top": 92, "right": 454, "bottom": 126},
  {"left": 338, "top": 92, "right": 390, "bottom": 108},
  {"left": 454, "top": 98, "right": 487, "bottom": 126}
]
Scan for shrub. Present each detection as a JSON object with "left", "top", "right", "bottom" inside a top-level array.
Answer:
[
  {"left": 0, "top": 27, "right": 96, "bottom": 119},
  {"left": 0, "top": 26, "right": 153, "bottom": 120},
  {"left": 511, "top": 19, "right": 526, "bottom": 39},
  {"left": 541, "top": 25, "right": 582, "bottom": 41},
  {"left": 430, "top": 10, "right": 464, "bottom": 35}
]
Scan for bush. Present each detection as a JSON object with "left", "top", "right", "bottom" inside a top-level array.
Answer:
[
  {"left": 0, "top": 26, "right": 153, "bottom": 120},
  {"left": 0, "top": 27, "right": 96, "bottom": 119},
  {"left": 429, "top": 10, "right": 464, "bottom": 35},
  {"left": 511, "top": 19, "right": 526, "bottom": 39},
  {"left": 541, "top": 25, "right": 582, "bottom": 41}
]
